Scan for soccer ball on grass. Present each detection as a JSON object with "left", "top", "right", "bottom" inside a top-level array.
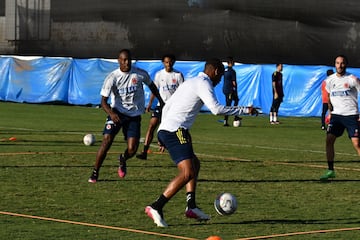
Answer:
[
  {"left": 83, "top": 133, "right": 96, "bottom": 146},
  {"left": 214, "top": 192, "right": 237, "bottom": 215},
  {"left": 233, "top": 120, "right": 241, "bottom": 127}
]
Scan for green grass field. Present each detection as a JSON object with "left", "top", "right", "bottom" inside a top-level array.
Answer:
[{"left": 0, "top": 102, "right": 359, "bottom": 240}]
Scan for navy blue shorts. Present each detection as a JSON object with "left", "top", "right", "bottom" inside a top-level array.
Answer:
[
  {"left": 327, "top": 114, "right": 360, "bottom": 138},
  {"left": 157, "top": 128, "right": 195, "bottom": 164},
  {"left": 103, "top": 111, "right": 141, "bottom": 139}
]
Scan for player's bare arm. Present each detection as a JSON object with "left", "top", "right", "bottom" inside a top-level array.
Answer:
[
  {"left": 149, "top": 82, "right": 165, "bottom": 107},
  {"left": 327, "top": 92, "right": 333, "bottom": 112},
  {"left": 272, "top": 82, "right": 278, "bottom": 99},
  {"left": 100, "top": 96, "right": 120, "bottom": 123},
  {"left": 146, "top": 94, "right": 156, "bottom": 112}
]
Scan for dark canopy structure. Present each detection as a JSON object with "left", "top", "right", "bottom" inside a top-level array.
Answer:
[{"left": 6, "top": 0, "right": 360, "bottom": 66}]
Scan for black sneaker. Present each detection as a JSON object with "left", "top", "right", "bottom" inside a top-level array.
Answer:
[{"left": 136, "top": 152, "right": 147, "bottom": 160}]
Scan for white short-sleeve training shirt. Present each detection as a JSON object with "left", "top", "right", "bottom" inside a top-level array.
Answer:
[
  {"left": 326, "top": 73, "right": 360, "bottom": 116},
  {"left": 100, "top": 67, "right": 152, "bottom": 117},
  {"left": 153, "top": 68, "right": 184, "bottom": 104}
]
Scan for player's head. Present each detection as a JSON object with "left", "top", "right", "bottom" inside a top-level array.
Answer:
[
  {"left": 326, "top": 69, "right": 334, "bottom": 76},
  {"left": 204, "top": 58, "right": 225, "bottom": 86},
  {"left": 276, "top": 63, "right": 283, "bottom": 72},
  {"left": 118, "top": 49, "right": 132, "bottom": 72},
  {"left": 334, "top": 54, "right": 348, "bottom": 76},
  {"left": 226, "top": 56, "right": 234, "bottom": 67},
  {"left": 162, "top": 54, "right": 176, "bottom": 72}
]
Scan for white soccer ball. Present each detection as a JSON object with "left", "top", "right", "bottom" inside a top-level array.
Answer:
[
  {"left": 83, "top": 133, "right": 95, "bottom": 146},
  {"left": 233, "top": 120, "right": 241, "bottom": 127},
  {"left": 214, "top": 192, "right": 237, "bottom": 215}
]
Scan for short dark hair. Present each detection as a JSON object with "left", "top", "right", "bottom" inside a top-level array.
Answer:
[
  {"left": 205, "top": 58, "right": 224, "bottom": 74},
  {"left": 119, "top": 49, "right": 131, "bottom": 56},
  {"left": 335, "top": 54, "right": 348, "bottom": 64},
  {"left": 226, "top": 56, "right": 234, "bottom": 63},
  {"left": 162, "top": 54, "right": 176, "bottom": 62}
]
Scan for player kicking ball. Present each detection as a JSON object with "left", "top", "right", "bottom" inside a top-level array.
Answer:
[{"left": 145, "top": 58, "right": 258, "bottom": 227}]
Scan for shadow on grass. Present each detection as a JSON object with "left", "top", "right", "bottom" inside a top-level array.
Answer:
[
  {"left": 204, "top": 159, "right": 360, "bottom": 164},
  {"left": 208, "top": 218, "right": 360, "bottom": 225},
  {"left": 200, "top": 179, "right": 360, "bottom": 183},
  {"left": 182, "top": 217, "right": 360, "bottom": 227}
]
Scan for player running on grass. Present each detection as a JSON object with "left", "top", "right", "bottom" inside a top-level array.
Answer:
[
  {"left": 145, "top": 58, "right": 258, "bottom": 227},
  {"left": 88, "top": 49, "right": 164, "bottom": 183},
  {"left": 321, "top": 54, "right": 360, "bottom": 181},
  {"left": 136, "top": 54, "right": 184, "bottom": 160}
]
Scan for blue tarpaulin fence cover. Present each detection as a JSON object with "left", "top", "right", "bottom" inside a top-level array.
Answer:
[{"left": 1, "top": 56, "right": 359, "bottom": 117}]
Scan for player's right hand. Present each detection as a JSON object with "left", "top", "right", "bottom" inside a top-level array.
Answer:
[
  {"left": 110, "top": 112, "right": 120, "bottom": 123},
  {"left": 158, "top": 141, "right": 165, "bottom": 153}
]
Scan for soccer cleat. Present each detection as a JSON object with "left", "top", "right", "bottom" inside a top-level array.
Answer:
[
  {"left": 270, "top": 121, "right": 275, "bottom": 125},
  {"left": 136, "top": 152, "right": 147, "bottom": 160},
  {"left": 185, "top": 207, "right": 210, "bottom": 221},
  {"left": 88, "top": 170, "right": 98, "bottom": 183},
  {"left": 118, "top": 155, "right": 127, "bottom": 178},
  {"left": 145, "top": 206, "right": 168, "bottom": 227},
  {"left": 320, "top": 170, "right": 336, "bottom": 181},
  {"left": 88, "top": 175, "right": 97, "bottom": 183}
]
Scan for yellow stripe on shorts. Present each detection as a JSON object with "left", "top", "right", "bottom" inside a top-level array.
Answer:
[{"left": 176, "top": 128, "right": 187, "bottom": 144}]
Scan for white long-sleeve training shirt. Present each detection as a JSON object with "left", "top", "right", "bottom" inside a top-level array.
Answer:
[{"left": 158, "top": 72, "right": 249, "bottom": 132}]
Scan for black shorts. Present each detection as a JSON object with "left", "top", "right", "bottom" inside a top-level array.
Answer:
[
  {"left": 151, "top": 106, "right": 162, "bottom": 119},
  {"left": 270, "top": 97, "right": 283, "bottom": 112}
]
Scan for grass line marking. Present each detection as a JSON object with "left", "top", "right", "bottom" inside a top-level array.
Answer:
[
  {"left": 192, "top": 141, "right": 358, "bottom": 157},
  {"left": 1, "top": 150, "right": 359, "bottom": 172},
  {"left": 196, "top": 153, "right": 360, "bottom": 172},
  {"left": 0, "top": 211, "right": 197, "bottom": 240},
  {"left": 270, "top": 161, "right": 360, "bottom": 172},
  {"left": 235, "top": 226, "right": 360, "bottom": 239}
]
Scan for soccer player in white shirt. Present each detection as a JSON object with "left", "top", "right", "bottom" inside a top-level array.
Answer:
[
  {"left": 321, "top": 55, "right": 360, "bottom": 180},
  {"left": 137, "top": 54, "right": 184, "bottom": 160},
  {"left": 145, "top": 58, "right": 258, "bottom": 227},
  {"left": 88, "top": 49, "right": 164, "bottom": 183}
]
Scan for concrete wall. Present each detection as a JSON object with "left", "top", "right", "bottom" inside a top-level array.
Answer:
[
  {"left": 2, "top": 0, "right": 360, "bottom": 66},
  {"left": 0, "top": 17, "right": 15, "bottom": 54}
]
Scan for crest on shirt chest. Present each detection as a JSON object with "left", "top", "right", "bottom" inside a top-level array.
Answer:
[
  {"left": 118, "top": 76, "right": 139, "bottom": 94},
  {"left": 332, "top": 82, "right": 350, "bottom": 89},
  {"left": 132, "top": 77, "right": 138, "bottom": 85}
]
